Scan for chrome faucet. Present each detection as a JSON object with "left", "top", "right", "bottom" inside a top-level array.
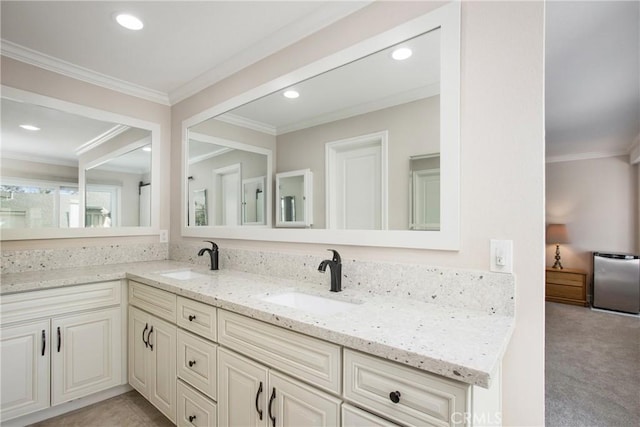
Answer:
[
  {"left": 318, "top": 249, "right": 342, "bottom": 292},
  {"left": 198, "top": 241, "right": 219, "bottom": 270}
]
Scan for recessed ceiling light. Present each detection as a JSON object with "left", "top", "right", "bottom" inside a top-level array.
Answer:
[
  {"left": 283, "top": 90, "right": 300, "bottom": 99},
  {"left": 392, "top": 47, "right": 413, "bottom": 61},
  {"left": 116, "top": 13, "right": 144, "bottom": 31},
  {"left": 20, "top": 124, "right": 40, "bottom": 131},
  {"left": 142, "top": 146, "right": 152, "bottom": 152}
]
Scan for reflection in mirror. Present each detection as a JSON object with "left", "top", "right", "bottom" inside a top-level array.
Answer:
[
  {"left": 276, "top": 169, "right": 313, "bottom": 228},
  {"left": 83, "top": 138, "right": 152, "bottom": 228},
  {"left": 242, "top": 177, "right": 265, "bottom": 225},
  {"left": 193, "top": 189, "right": 208, "bottom": 226},
  {"left": 409, "top": 154, "right": 440, "bottom": 231},
  {"left": 186, "top": 131, "right": 272, "bottom": 227},
  {"left": 1, "top": 96, "right": 152, "bottom": 230},
  {"left": 186, "top": 28, "right": 440, "bottom": 231},
  {"left": 182, "top": 2, "right": 460, "bottom": 249}
]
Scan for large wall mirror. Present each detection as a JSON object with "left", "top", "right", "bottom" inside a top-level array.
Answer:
[
  {"left": 0, "top": 86, "right": 161, "bottom": 240},
  {"left": 183, "top": 2, "right": 460, "bottom": 249}
]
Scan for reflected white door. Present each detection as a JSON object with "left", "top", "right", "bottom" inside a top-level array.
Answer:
[
  {"left": 326, "top": 132, "right": 387, "bottom": 230},
  {"left": 139, "top": 184, "right": 151, "bottom": 227},
  {"left": 213, "top": 164, "right": 241, "bottom": 226},
  {"left": 413, "top": 169, "right": 440, "bottom": 230},
  {"left": 221, "top": 173, "right": 239, "bottom": 226}
]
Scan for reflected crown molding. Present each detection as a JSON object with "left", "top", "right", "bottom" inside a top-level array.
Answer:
[
  {"left": 215, "top": 114, "right": 277, "bottom": 136},
  {"left": 75, "top": 124, "right": 130, "bottom": 156}
]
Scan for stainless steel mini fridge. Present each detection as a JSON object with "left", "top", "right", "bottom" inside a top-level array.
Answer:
[{"left": 592, "top": 252, "right": 640, "bottom": 314}]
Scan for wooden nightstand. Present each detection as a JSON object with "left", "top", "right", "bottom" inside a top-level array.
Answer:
[{"left": 545, "top": 267, "right": 588, "bottom": 306}]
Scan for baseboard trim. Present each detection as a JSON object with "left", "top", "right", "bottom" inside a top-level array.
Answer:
[{"left": 1, "top": 384, "right": 132, "bottom": 427}]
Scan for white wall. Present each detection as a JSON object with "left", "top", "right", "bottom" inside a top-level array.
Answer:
[
  {"left": 172, "top": 2, "right": 545, "bottom": 425},
  {"left": 546, "top": 155, "right": 639, "bottom": 281},
  {"left": 277, "top": 97, "right": 439, "bottom": 229},
  {"left": 0, "top": 56, "right": 171, "bottom": 249}
]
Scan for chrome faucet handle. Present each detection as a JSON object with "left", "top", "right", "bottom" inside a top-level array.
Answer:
[
  {"left": 203, "top": 240, "right": 218, "bottom": 251},
  {"left": 327, "top": 249, "right": 341, "bottom": 264}
]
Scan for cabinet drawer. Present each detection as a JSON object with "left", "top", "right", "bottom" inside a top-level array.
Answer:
[
  {"left": 546, "top": 283, "right": 583, "bottom": 300},
  {"left": 177, "top": 297, "right": 217, "bottom": 341},
  {"left": 218, "top": 310, "right": 341, "bottom": 394},
  {"left": 342, "top": 404, "right": 400, "bottom": 426},
  {"left": 177, "top": 330, "right": 217, "bottom": 400},
  {"left": 344, "top": 350, "right": 467, "bottom": 427},
  {"left": 177, "top": 380, "right": 217, "bottom": 427},
  {"left": 129, "top": 281, "right": 176, "bottom": 322},
  {"left": 1, "top": 281, "right": 121, "bottom": 325},
  {"left": 546, "top": 271, "right": 584, "bottom": 286}
]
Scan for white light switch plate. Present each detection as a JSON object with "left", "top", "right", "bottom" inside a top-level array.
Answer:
[
  {"left": 490, "top": 239, "right": 513, "bottom": 273},
  {"left": 159, "top": 230, "right": 168, "bottom": 243}
]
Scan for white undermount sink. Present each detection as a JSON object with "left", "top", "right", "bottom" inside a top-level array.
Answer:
[
  {"left": 160, "top": 270, "right": 208, "bottom": 280},
  {"left": 260, "top": 291, "right": 361, "bottom": 316}
]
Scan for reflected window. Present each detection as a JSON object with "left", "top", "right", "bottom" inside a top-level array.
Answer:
[
  {"left": 86, "top": 184, "right": 120, "bottom": 227},
  {"left": 0, "top": 180, "right": 80, "bottom": 229}
]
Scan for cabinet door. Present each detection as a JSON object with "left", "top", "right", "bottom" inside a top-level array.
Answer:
[
  {"left": 342, "top": 404, "right": 399, "bottom": 427},
  {"left": 51, "top": 307, "right": 122, "bottom": 405},
  {"left": 0, "top": 320, "right": 50, "bottom": 421},
  {"left": 129, "top": 306, "right": 151, "bottom": 396},
  {"left": 218, "top": 348, "right": 268, "bottom": 427},
  {"left": 148, "top": 315, "right": 177, "bottom": 423},
  {"left": 269, "top": 371, "right": 341, "bottom": 427}
]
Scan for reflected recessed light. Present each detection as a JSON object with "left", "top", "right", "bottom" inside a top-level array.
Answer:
[
  {"left": 116, "top": 13, "right": 144, "bottom": 30},
  {"left": 283, "top": 90, "right": 300, "bottom": 99},
  {"left": 20, "top": 124, "right": 40, "bottom": 131},
  {"left": 142, "top": 146, "right": 152, "bottom": 152},
  {"left": 392, "top": 47, "right": 413, "bottom": 61}
]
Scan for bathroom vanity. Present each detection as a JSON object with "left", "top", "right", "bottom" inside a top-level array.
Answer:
[{"left": 0, "top": 260, "right": 512, "bottom": 426}]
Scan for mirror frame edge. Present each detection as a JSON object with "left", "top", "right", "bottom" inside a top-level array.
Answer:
[
  {"left": 181, "top": 2, "right": 461, "bottom": 250},
  {"left": 0, "top": 85, "right": 163, "bottom": 241}
]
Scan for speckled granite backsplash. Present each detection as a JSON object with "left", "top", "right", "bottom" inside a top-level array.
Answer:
[
  {"left": 1, "top": 242, "right": 169, "bottom": 274},
  {"left": 170, "top": 242, "right": 515, "bottom": 316}
]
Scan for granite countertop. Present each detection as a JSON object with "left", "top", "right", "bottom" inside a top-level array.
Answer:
[{"left": 0, "top": 260, "right": 514, "bottom": 389}]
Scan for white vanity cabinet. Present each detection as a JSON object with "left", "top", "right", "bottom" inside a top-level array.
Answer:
[
  {"left": 218, "top": 347, "right": 341, "bottom": 427},
  {"left": 128, "top": 281, "right": 177, "bottom": 423},
  {"left": 0, "top": 281, "right": 124, "bottom": 421},
  {"left": 0, "top": 320, "right": 50, "bottom": 420},
  {"left": 343, "top": 349, "right": 501, "bottom": 427},
  {"left": 175, "top": 296, "right": 219, "bottom": 427},
  {"left": 217, "top": 310, "right": 342, "bottom": 427},
  {"left": 342, "top": 404, "right": 399, "bottom": 427}
]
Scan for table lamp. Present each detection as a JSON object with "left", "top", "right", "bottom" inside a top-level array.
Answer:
[{"left": 546, "top": 224, "right": 569, "bottom": 269}]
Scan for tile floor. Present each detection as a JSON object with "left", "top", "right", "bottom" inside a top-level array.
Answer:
[{"left": 30, "top": 391, "right": 173, "bottom": 427}]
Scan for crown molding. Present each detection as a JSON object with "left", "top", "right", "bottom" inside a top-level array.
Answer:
[
  {"left": 277, "top": 84, "right": 440, "bottom": 135},
  {"left": 167, "top": 1, "right": 373, "bottom": 105},
  {"left": 546, "top": 149, "right": 630, "bottom": 163},
  {"left": 1, "top": 39, "right": 171, "bottom": 105},
  {"left": 75, "top": 124, "right": 130, "bottom": 156},
  {"left": 1, "top": 2, "right": 371, "bottom": 107},
  {"left": 216, "top": 113, "right": 277, "bottom": 136}
]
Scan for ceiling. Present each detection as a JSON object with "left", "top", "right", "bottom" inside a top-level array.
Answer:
[
  {"left": 0, "top": 1, "right": 370, "bottom": 105},
  {"left": 1, "top": 1, "right": 638, "bottom": 161},
  {"left": 545, "top": 1, "right": 640, "bottom": 161}
]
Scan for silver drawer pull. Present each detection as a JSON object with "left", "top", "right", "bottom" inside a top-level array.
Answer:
[{"left": 389, "top": 391, "right": 401, "bottom": 403}]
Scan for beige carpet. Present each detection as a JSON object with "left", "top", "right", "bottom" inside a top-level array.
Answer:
[{"left": 546, "top": 302, "right": 640, "bottom": 426}]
